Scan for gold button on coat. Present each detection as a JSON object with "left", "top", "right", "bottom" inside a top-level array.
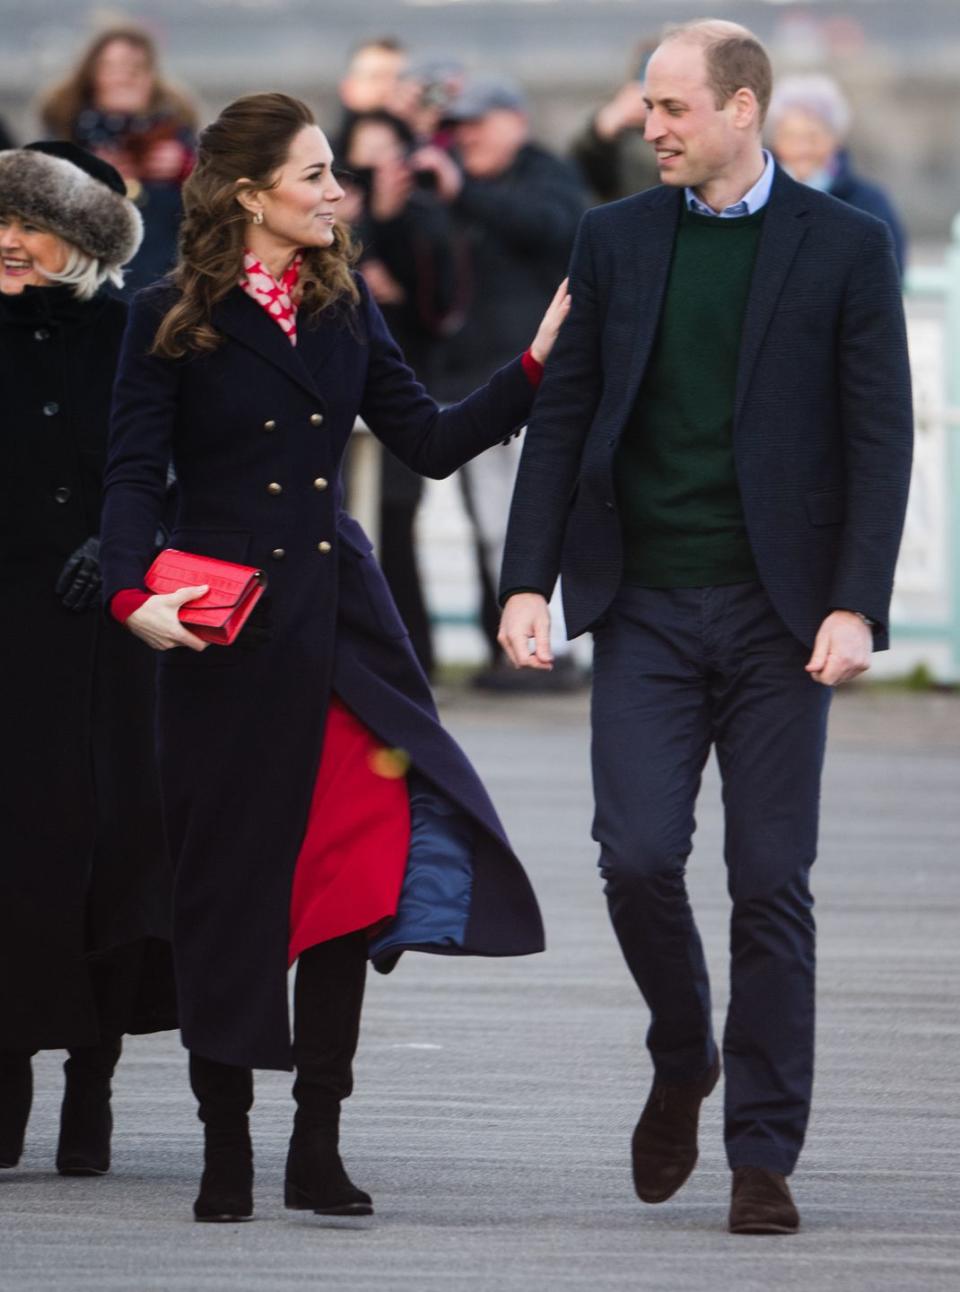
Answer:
[
  {"left": 267, "top": 482, "right": 283, "bottom": 495},
  {"left": 263, "top": 419, "right": 276, "bottom": 432},
  {"left": 310, "top": 413, "right": 324, "bottom": 426},
  {"left": 313, "top": 477, "right": 328, "bottom": 491},
  {"left": 317, "top": 541, "right": 332, "bottom": 554},
  {"left": 271, "top": 548, "right": 286, "bottom": 560}
]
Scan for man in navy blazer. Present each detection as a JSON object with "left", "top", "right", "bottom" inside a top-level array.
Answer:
[{"left": 499, "top": 20, "right": 912, "bottom": 1234}]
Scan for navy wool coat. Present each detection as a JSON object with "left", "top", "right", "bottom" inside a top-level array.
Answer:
[
  {"left": 100, "top": 276, "right": 545, "bottom": 1071},
  {"left": 500, "top": 167, "right": 914, "bottom": 650}
]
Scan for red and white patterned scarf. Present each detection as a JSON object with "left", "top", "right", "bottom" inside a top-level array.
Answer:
[{"left": 239, "top": 251, "right": 304, "bottom": 345}]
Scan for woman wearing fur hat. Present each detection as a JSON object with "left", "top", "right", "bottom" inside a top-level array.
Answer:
[
  {"left": 100, "top": 92, "right": 565, "bottom": 1223},
  {"left": 0, "top": 142, "right": 176, "bottom": 1177}
]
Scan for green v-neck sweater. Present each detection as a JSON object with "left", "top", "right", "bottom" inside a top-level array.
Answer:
[{"left": 615, "top": 203, "right": 765, "bottom": 587}]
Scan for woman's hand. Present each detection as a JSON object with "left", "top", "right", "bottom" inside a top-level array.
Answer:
[
  {"left": 126, "top": 585, "right": 210, "bottom": 652},
  {"left": 529, "top": 278, "right": 571, "bottom": 366}
]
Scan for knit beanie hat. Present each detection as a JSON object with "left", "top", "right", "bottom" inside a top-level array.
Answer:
[{"left": 0, "top": 141, "right": 143, "bottom": 270}]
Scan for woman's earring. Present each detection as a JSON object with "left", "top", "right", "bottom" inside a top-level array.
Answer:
[{"left": 253, "top": 211, "right": 264, "bottom": 226}]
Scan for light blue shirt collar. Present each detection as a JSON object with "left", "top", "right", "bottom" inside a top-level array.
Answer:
[{"left": 685, "top": 150, "right": 775, "bottom": 219}]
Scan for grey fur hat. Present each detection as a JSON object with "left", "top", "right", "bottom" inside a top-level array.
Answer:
[{"left": 0, "top": 142, "right": 143, "bottom": 270}]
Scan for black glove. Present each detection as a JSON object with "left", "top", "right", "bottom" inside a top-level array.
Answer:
[{"left": 55, "top": 536, "right": 102, "bottom": 612}]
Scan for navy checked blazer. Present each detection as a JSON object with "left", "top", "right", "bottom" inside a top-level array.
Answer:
[{"left": 500, "top": 165, "right": 913, "bottom": 650}]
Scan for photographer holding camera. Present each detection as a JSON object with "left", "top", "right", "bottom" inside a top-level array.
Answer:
[
  {"left": 414, "top": 78, "right": 588, "bottom": 687},
  {"left": 338, "top": 110, "right": 463, "bottom": 678}
]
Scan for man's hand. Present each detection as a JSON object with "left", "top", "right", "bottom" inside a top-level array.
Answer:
[
  {"left": 805, "top": 610, "right": 873, "bottom": 686},
  {"left": 369, "top": 156, "right": 414, "bottom": 222},
  {"left": 594, "top": 81, "right": 648, "bottom": 141},
  {"left": 497, "top": 592, "right": 553, "bottom": 670},
  {"left": 409, "top": 146, "right": 463, "bottom": 203},
  {"left": 126, "top": 585, "right": 211, "bottom": 653}
]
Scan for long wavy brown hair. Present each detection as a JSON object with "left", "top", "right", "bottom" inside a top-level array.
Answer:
[
  {"left": 153, "top": 93, "right": 359, "bottom": 358},
  {"left": 39, "top": 25, "right": 197, "bottom": 139}
]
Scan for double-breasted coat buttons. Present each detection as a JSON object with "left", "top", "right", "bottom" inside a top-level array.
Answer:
[
  {"left": 267, "top": 482, "right": 283, "bottom": 495},
  {"left": 271, "top": 548, "right": 286, "bottom": 560},
  {"left": 53, "top": 486, "right": 71, "bottom": 504},
  {"left": 313, "top": 478, "right": 328, "bottom": 491},
  {"left": 317, "top": 541, "right": 332, "bottom": 554},
  {"left": 43, "top": 401, "right": 59, "bottom": 416},
  {"left": 263, "top": 419, "right": 276, "bottom": 432},
  {"left": 309, "top": 413, "right": 324, "bottom": 427}
]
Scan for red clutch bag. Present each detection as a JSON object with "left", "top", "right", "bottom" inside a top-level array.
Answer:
[{"left": 144, "top": 549, "right": 267, "bottom": 646}]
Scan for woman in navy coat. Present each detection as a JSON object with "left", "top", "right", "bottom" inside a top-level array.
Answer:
[{"left": 99, "top": 93, "right": 565, "bottom": 1223}]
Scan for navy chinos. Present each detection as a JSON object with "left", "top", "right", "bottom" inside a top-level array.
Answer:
[{"left": 591, "top": 582, "right": 831, "bottom": 1174}]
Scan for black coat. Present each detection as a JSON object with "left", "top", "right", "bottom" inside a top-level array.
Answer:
[
  {"left": 100, "top": 277, "right": 545, "bottom": 1072},
  {"left": 434, "top": 143, "right": 586, "bottom": 401},
  {"left": 501, "top": 167, "right": 914, "bottom": 650},
  {"left": 0, "top": 286, "right": 174, "bottom": 1052}
]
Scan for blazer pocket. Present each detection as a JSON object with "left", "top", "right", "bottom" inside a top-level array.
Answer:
[{"left": 805, "top": 489, "right": 845, "bottom": 527}]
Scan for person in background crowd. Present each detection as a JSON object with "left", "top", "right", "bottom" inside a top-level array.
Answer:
[
  {"left": 339, "top": 109, "right": 464, "bottom": 678},
  {"left": 39, "top": 25, "right": 198, "bottom": 295},
  {"left": 0, "top": 142, "right": 175, "bottom": 1178},
  {"left": 335, "top": 36, "right": 410, "bottom": 151},
  {"left": 417, "top": 77, "right": 587, "bottom": 688},
  {"left": 0, "top": 118, "right": 14, "bottom": 149},
  {"left": 99, "top": 92, "right": 565, "bottom": 1223},
  {"left": 400, "top": 58, "right": 466, "bottom": 146},
  {"left": 768, "top": 73, "right": 906, "bottom": 275},
  {"left": 499, "top": 20, "right": 911, "bottom": 1233},
  {"left": 570, "top": 39, "right": 661, "bottom": 203}
]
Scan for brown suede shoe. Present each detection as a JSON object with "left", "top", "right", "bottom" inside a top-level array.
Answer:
[
  {"left": 728, "top": 1166, "right": 799, "bottom": 1234},
  {"left": 631, "top": 1053, "right": 721, "bottom": 1203}
]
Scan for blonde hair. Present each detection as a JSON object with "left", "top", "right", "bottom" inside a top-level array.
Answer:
[{"left": 46, "top": 243, "right": 123, "bottom": 299}]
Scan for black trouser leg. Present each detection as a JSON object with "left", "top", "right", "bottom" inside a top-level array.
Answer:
[
  {"left": 189, "top": 1053, "right": 254, "bottom": 1221},
  {"left": 0, "top": 1052, "right": 34, "bottom": 1168},
  {"left": 285, "top": 932, "right": 373, "bottom": 1214},
  {"left": 56, "top": 1036, "right": 123, "bottom": 1176}
]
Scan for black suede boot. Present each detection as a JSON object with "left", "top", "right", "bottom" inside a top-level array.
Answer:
[
  {"left": 56, "top": 1037, "right": 122, "bottom": 1176},
  {"left": 285, "top": 933, "right": 373, "bottom": 1217},
  {"left": 190, "top": 1053, "right": 254, "bottom": 1222},
  {"left": 0, "top": 1054, "right": 33, "bottom": 1169}
]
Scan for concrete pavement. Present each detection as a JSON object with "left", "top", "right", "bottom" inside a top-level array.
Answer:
[{"left": 1, "top": 688, "right": 958, "bottom": 1291}]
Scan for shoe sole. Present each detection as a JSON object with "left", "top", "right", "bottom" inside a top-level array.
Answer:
[
  {"left": 285, "top": 1197, "right": 374, "bottom": 1217},
  {"left": 57, "top": 1165, "right": 110, "bottom": 1177},
  {"left": 285, "top": 1181, "right": 373, "bottom": 1216},
  {"left": 729, "top": 1221, "right": 799, "bottom": 1235},
  {"left": 194, "top": 1213, "right": 254, "bottom": 1223}
]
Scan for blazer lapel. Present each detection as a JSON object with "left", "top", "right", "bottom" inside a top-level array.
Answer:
[
  {"left": 617, "top": 188, "right": 682, "bottom": 414},
  {"left": 734, "top": 167, "right": 812, "bottom": 423},
  {"left": 213, "top": 287, "right": 325, "bottom": 403}
]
